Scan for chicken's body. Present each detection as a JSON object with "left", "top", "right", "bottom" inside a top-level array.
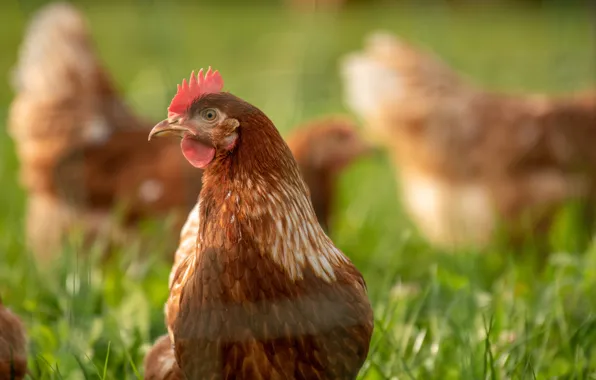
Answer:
[
  {"left": 341, "top": 32, "right": 596, "bottom": 250},
  {"left": 172, "top": 135, "right": 371, "bottom": 378},
  {"left": 143, "top": 335, "right": 183, "bottom": 380},
  {"left": 145, "top": 71, "right": 373, "bottom": 379},
  {"left": 145, "top": 117, "right": 371, "bottom": 379},
  {"left": 53, "top": 129, "right": 202, "bottom": 244},
  {"left": 0, "top": 298, "right": 27, "bottom": 380},
  {"left": 8, "top": 3, "right": 203, "bottom": 259},
  {"left": 165, "top": 117, "right": 370, "bottom": 288},
  {"left": 9, "top": 2, "right": 147, "bottom": 258}
]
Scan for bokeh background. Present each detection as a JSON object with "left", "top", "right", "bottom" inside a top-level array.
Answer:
[{"left": 1, "top": 0, "right": 595, "bottom": 378}]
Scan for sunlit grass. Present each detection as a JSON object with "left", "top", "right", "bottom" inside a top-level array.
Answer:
[{"left": 0, "top": 1, "right": 595, "bottom": 378}]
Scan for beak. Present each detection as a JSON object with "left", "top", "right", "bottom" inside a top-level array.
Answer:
[{"left": 148, "top": 119, "right": 195, "bottom": 141}]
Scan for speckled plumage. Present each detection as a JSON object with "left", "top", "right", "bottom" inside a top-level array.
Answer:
[
  {"left": 8, "top": 2, "right": 201, "bottom": 260},
  {"left": 149, "top": 91, "right": 373, "bottom": 379},
  {"left": 11, "top": 3, "right": 367, "bottom": 262}
]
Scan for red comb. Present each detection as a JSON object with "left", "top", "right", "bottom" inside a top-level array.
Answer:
[{"left": 167, "top": 67, "right": 224, "bottom": 118}]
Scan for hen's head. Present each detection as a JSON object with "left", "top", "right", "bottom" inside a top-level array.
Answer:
[
  {"left": 148, "top": 68, "right": 231, "bottom": 168},
  {"left": 149, "top": 68, "right": 286, "bottom": 173},
  {"left": 289, "top": 117, "right": 373, "bottom": 173}
]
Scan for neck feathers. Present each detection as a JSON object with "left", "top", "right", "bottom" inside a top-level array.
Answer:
[{"left": 197, "top": 117, "right": 348, "bottom": 282}]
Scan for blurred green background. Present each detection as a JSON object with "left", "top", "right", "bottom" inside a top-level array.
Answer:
[{"left": 1, "top": 0, "right": 595, "bottom": 379}]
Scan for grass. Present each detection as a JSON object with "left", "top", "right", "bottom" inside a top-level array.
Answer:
[{"left": 1, "top": 0, "right": 595, "bottom": 378}]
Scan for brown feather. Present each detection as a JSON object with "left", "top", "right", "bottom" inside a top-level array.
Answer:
[
  {"left": 0, "top": 299, "right": 27, "bottom": 380},
  {"left": 161, "top": 93, "right": 373, "bottom": 379},
  {"left": 9, "top": 2, "right": 369, "bottom": 260},
  {"left": 341, "top": 31, "right": 596, "bottom": 250},
  {"left": 8, "top": 2, "right": 148, "bottom": 260},
  {"left": 143, "top": 335, "right": 184, "bottom": 380},
  {"left": 53, "top": 129, "right": 202, "bottom": 233}
]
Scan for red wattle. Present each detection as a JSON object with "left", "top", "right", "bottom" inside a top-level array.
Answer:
[{"left": 180, "top": 136, "right": 216, "bottom": 169}]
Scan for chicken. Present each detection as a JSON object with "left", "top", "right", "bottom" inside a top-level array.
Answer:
[
  {"left": 0, "top": 297, "right": 27, "bottom": 380},
  {"left": 8, "top": 2, "right": 146, "bottom": 258},
  {"left": 145, "top": 68, "right": 373, "bottom": 379},
  {"left": 143, "top": 335, "right": 183, "bottom": 380},
  {"left": 7, "top": 2, "right": 204, "bottom": 260},
  {"left": 143, "top": 116, "right": 371, "bottom": 379},
  {"left": 340, "top": 31, "right": 596, "bottom": 250}
]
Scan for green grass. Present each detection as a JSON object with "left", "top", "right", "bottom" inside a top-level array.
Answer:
[{"left": 1, "top": 1, "right": 596, "bottom": 378}]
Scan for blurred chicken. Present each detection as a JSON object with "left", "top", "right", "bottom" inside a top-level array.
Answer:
[
  {"left": 52, "top": 129, "right": 202, "bottom": 250},
  {"left": 341, "top": 31, "right": 596, "bottom": 250},
  {"left": 287, "top": 116, "right": 372, "bottom": 231},
  {"left": 56, "top": 116, "right": 370, "bottom": 244},
  {"left": 7, "top": 2, "right": 181, "bottom": 260},
  {"left": 163, "top": 117, "right": 370, "bottom": 318},
  {"left": 0, "top": 298, "right": 27, "bottom": 380}
]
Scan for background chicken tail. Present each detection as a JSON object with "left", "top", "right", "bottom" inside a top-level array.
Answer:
[{"left": 339, "top": 30, "right": 473, "bottom": 121}]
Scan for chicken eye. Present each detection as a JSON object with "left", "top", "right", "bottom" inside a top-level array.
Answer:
[{"left": 201, "top": 108, "right": 218, "bottom": 121}]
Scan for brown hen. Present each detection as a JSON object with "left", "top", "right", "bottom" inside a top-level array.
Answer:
[
  {"left": 145, "top": 69, "right": 373, "bottom": 379},
  {"left": 144, "top": 117, "right": 370, "bottom": 379},
  {"left": 53, "top": 129, "right": 202, "bottom": 250},
  {"left": 341, "top": 31, "right": 596, "bottom": 250},
  {"left": 7, "top": 2, "right": 170, "bottom": 260},
  {"left": 0, "top": 298, "right": 27, "bottom": 380}
]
